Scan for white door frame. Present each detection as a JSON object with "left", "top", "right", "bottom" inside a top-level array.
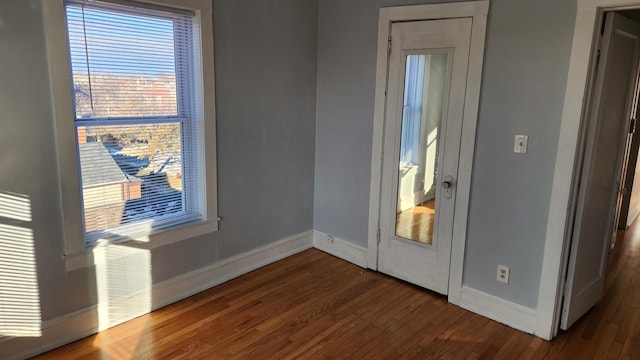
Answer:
[
  {"left": 541, "top": 0, "right": 640, "bottom": 339},
  {"left": 367, "top": 1, "right": 489, "bottom": 303}
]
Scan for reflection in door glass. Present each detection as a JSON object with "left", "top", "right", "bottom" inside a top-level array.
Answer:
[{"left": 395, "top": 53, "right": 448, "bottom": 244}]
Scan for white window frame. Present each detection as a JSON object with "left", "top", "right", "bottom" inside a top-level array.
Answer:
[{"left": 42, "top": 0, "right": 218, "bottom": 270}]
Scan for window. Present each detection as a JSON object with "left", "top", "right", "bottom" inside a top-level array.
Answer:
[
  {"left": 399, "top": 53, "right": 446, "bottom": 171},
  {"left": 46, "top": 0, "right": 217, "bottom": 254},
  {"left": 400, "top": 55, "right": 426, "bottom": 165}
]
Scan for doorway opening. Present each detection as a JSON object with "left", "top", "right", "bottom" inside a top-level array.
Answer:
[{"left": 559, "top": 7, "right": 640, "bottom": 332}]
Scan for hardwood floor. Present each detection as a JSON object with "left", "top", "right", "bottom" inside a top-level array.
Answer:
[
  {"left": 396, "top": 199, "right": 436, "bottom": 244},
  {"left": 34, "top": 222, "right": 640, "bottom": 359}
]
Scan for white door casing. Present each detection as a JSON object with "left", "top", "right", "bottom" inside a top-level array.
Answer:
[
  {"left": 560, "top": 12, "right": 640, "bottom": 330},
  {"left": 377, "top": 18, "right": 472, "bottom": 294},
  {"left": 368, "top": 1, "right": 488, "bottom": 302},
  {"left": 536, "top": 0, "right": 640, "bottom": 340}
]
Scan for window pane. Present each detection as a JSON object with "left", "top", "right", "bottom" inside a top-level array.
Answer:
[
  {"left": 64, "top": 0, "right": 205, "bottom": 247},
  {"left": 66, "top": 5, "right": 178, "bottom": 118},
  {"left": 77, "top": 124, "right": 184, "bottom": 234}
]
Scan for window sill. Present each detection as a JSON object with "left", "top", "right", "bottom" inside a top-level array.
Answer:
[
  {"left": 64, "top": 218, "right": 218, "bottom": 272},
  {"left": 399, "top": 162, "right": 419, "bottom": 170}
]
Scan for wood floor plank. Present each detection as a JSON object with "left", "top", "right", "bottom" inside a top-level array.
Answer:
[
  {"left": 593, "top": 321, "right": 619, "bottom": 360},
  {"left": 33, "top": 218, "right": 640, "bottom": 360},
  {"left": 606, "top": 340, "right": 624, "bottom": 359},
  {"left": 517, "top": 336, "right": 550, "bottom": 360}
]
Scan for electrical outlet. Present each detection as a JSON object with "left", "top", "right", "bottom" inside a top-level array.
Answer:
[
  {"left": 497, "top": 265, "right": 510, "bottom": 284},
  {"left": 327, "top": 235, "right": 334, "bottom": 244}
]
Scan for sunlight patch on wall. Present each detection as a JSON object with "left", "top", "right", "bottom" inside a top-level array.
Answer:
[
  {"left": 95, "top": 245, "right": 151, "bottom": 332},
  {"left": 0, "top": 193, "right": 41, "bottom": 337},
  {"left": 0, "top": 192, "right": 32, "bottom": 222}
]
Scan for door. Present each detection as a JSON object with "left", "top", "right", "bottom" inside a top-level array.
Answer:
[
  {"left": 378, "top": 18, "right": 472, "bottom": 294},
  {"left": 614, "top": 66, "right": 640, "bottom": 236},
  {"left": 611, "top": 127, "right": 633, "bottom": 248},
  {"left": 561, "top": 12, "right": 640, "bottom": 329},
  {"left": 612, "top": 94, "right": 640, "bottom": 245},
  {"left": 614, "top": 127, "right": 634, "bottom": 233},
  {"left": 616, "top": 113, "right": 640, "bottom": 230}
]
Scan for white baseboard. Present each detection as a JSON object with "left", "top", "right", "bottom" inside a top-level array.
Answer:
[
  {"left": 457, "top": 286, "right": 539, "bottom": 337},
  {"left": 2, "top": 229, "right": 552, "bottom": 359},
  {"left": 0, "top": 230, "right": 313, "bottom": 360},
  {"left": 151, "top": 230, "right": 313, "bottom": 310},
  {"left": 312, "top": 230, "right": 368, "bottom": 268},
  {"left": 310, "top": 233, "right": 543, "bottom": 338},
  {"left": 0, "top": 305, "right": 102, "bottom": 360}
]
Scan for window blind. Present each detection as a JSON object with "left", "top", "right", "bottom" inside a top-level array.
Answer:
[
  {"left": 400, "top": 54, "right": 426, "bottom": 165},
  {"left": 65, "top": 0, "right": 204, "bottom": 246}
]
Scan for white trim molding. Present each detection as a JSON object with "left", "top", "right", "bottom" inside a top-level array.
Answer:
[
  {"left": 313, "top": 230, "right": 368, "bottom": 268},
  {"left": 367, "top": 0, "right": 489, "bottom": 301},
  {"left": 0, "top": 231, "right": 313, "bottom": 360},
  {"left": 458, "top": 286, "right": 539, "bottom": 337},
  {"left": 539, "top": 0, "right": 640, "bottom": 340}
]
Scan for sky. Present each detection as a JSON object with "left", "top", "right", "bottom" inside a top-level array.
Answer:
[{"left": 66, "top": 4, "right": 181, "bottom": 77}]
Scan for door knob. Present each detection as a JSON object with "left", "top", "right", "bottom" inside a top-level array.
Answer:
[{"left": 442, "top": 176, "right": 454, "bottom": 199}]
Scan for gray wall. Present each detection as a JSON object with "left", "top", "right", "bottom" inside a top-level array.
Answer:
[
  {"left": 463, "top": 0, "right": 575, "bottom": 308},
  {"left": 313, "top": 0, "right": 576, "bottom": 308},
  {"left": 0, "top": 0, "right": 317, "bottom": 324},
  {"left": 214, "top": 0, "right": 318, "bottom": 257},
  {"left": 314, "top": 0, "right": 466, "bottom": 246},
  {"left": 0, "top": 0, "right": 580, "bottom": 351},
  {"left": 0, "top": 0, "right": 70, "bottom": 322}
]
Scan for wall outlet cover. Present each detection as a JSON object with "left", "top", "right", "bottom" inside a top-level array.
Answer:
[{"left": 497, "top": 265, "right": 510, "bottom": 284}]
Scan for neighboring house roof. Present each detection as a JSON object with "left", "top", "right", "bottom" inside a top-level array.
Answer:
[{"left": 79, "top": 142, "right": 130, "bottom": 187}]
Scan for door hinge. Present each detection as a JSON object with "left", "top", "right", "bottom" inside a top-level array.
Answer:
[
  {"left": 387, "top": 36, "right": 392, "bottom": 55},
  {"left": 376, "top": 228, "right": 381, "bottom": 244},
  {"left": 630, "top": 118, "right": 637, "bottom": 133}
]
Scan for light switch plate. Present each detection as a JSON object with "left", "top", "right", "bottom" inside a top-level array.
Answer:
[{"left": 514, "top": 135, "right": 528, "bottom": 154}]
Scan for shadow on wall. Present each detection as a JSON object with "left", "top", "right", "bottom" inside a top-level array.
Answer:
[{"left": 0, "top": 191, "right": 41, "bottom": 337}]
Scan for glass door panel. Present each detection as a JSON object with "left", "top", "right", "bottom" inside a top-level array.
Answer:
[{"left": 395, "top": 53, "right": 448, "bottom": 244}]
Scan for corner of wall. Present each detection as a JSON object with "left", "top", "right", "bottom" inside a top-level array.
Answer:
[{"left": 312, "top": 230, "right": 368, "bottom": 268}]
